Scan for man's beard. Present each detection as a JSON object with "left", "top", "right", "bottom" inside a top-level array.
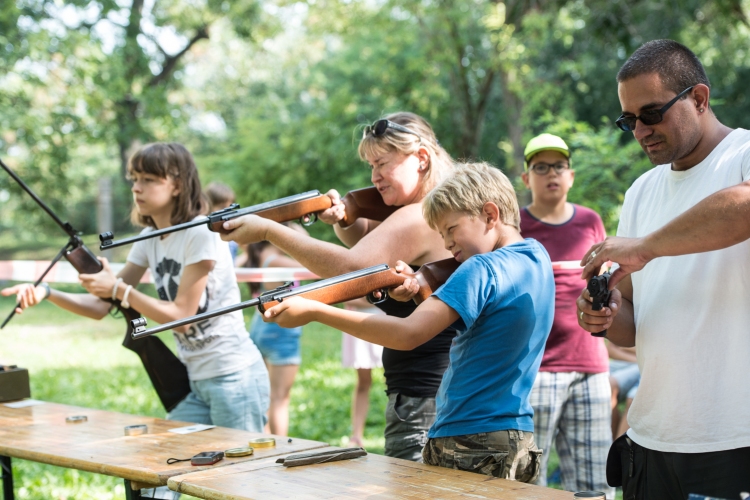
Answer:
[
  {"left": 644, "top": 145, "right": 678, "bottom": 165},
  {"left": 640, "top": 127, "right": 700, "bottom": 166}
]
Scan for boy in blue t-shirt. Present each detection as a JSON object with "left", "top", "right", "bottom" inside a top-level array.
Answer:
[{"left": 263, "top": 162, "right": 555, "bottom": 481}]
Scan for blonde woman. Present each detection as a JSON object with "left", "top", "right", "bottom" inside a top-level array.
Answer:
[{"left": 221, "top": 112, "right": 455, "bottom": 461}]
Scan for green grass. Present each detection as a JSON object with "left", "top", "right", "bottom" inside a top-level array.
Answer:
[{"left": 0, "top": 291, "right": 386, "bottom": 499}]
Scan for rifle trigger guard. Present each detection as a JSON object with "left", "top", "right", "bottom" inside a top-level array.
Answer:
[
  {"left": 366, "top": 289, "right": 388, "bottom": 305},
  {"left": 300, "top": 213, "right": 318, "bottom": 227}
]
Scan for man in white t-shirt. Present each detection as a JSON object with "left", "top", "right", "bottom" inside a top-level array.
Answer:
[{"left": 576, "top": 39, "right": 750, "bottom": 498}]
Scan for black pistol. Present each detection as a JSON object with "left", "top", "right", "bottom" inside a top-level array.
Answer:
[{"left": 587, "top": 271, "right": 612, "bottom": 338}]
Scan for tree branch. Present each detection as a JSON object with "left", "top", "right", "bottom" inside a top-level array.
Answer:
[{"left": 148, "top": 25, "right": 209, "bottom": 87}]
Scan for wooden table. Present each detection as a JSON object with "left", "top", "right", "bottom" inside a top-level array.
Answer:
[
  {"left": 168, "top": 447, "right": 575, "bottom": 499},
  {"left": 0, "top": 401, "right": 327, "bottom": 499}
]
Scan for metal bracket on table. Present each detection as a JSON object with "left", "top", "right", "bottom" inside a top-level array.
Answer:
[
  {"left": 124, "top": 479, "right": 142, "bottom": 500},
  {"left": 1, "top": 455, "right": 14, "bottom": 500}
]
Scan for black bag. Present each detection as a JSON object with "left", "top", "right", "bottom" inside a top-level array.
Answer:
[
  {"left": 120, "top": 307, "right": 190, "bottom": 412},
  {"left": 607, "top": 433, "right": 646, "bottom": 500}
]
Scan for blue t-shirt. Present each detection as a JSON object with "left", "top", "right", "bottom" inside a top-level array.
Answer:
[{"left": 429, "top": 239, "right": 555, "bottom": 438}]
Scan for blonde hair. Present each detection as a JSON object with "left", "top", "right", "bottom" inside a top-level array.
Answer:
[
  {"left": 423, "top": 162, "right": 520, "bottom": 231},
  {"left": 128, "top": 142, "right": 209, "bottom": 228},
  {"left": 358, "top": 112, "right": 453, "bottom": 196}
]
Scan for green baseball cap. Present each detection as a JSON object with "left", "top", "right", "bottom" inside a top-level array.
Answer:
[{"left": 523, "top": 133, "right": 570, "bottom": 169}]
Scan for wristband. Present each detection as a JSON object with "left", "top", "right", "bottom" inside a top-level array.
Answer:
[
  {"left": 121, "top": 285, "right": 133, "bottom": 309},
  {"left": 39, "top": 282, "right": 51, "bottom": 300},
  {"left": 112, "top": 277, "right": 123, "bottom": 301}
]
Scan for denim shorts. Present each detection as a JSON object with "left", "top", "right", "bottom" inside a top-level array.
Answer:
[
  {"left": 249, "top": 312, "right": 302, "bottom": 366},
  {"left": 609, "top": 359, "right": 640, "bottom": 402},
  {"left": 167, "top": 358, "right": 270, "bottom": 432}
]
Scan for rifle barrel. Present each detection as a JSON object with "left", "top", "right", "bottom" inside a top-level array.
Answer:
[
  {"left": 132, "top": 296, "right": 263, "bottom": 339},
  {"left": 101, "top": 190, "right": 324, "bottom": 250},
  {"left": 132, "top": 264, "right": 391, "bottom": 339},
  {"left": 0, "top": 157, "right": 75, "bottom": 236},
  {"left": 100, "top": 217, "right": 210, "bottom": 249}
]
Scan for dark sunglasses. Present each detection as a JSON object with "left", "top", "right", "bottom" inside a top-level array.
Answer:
[
  {"left": 615, "top": 86, "right": 694, "bottom": 132},
  {"left": 529, "top": 162, "right": 570, "bottom": 175},
  {"left": 363, "top": 119, "right": 421, "bottom": 141}
]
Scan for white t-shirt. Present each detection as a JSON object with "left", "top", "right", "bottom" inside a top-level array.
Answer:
[
  {"left": 127, "top": 221, "right": 261, "bottom": 381},
  {"left": 618, "top": 128, "right": 750, "bottom": 453}
]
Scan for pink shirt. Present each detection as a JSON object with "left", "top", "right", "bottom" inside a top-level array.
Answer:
[{"left": 520, "top": 205, "right": 609, "bottom": 373}]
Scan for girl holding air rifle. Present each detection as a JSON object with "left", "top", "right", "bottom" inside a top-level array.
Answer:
[{"left": 1, "top": 142, "right": 269, "bottom": 432}]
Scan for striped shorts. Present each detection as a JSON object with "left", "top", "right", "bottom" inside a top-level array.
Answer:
[{"left": 529, "top": 371, "right": 615, "bottom": 499}]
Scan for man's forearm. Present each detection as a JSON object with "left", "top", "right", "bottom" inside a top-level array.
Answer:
[
  {"left": 646, "top": 181, "right": 750, "bottom": 258},
  {"left": 605, "top": 297, "right": 636, "bottom": 347}
]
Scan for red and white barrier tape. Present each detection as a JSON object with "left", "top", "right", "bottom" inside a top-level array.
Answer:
[
  {"left": 0, "top": 261, "right": 319, "bottom": 284},
  {"left": 0, "top": 259, "right": 587, "bottom": 284}
]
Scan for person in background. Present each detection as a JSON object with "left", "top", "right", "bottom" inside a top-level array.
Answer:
[
  {"left": 341, "top": 297, "right": 385, "bottom": 448},
  {"left": 240, "top": 222, "right": 308, "bottom": 437},
  {"left": 607, "top": 342, "right": 639, "bottom": 439},
  {"left": 520, "top": 133, "right": 613, "bottom": 498},
  {"left": 205, "top": 182, "right": 239, "bottom": 261}
]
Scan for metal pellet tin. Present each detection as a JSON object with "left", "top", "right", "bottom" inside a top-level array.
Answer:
[
  {"left": 225, "top": 447, "right": 254, "bottom": 458},
  {"left": 124, "top": 424, "right": 148, "bottom": 436},
  {"left": 574, "top": 492, "right": 606, "bottom": 499},
  {"left": 65, "top": 415, "right": 87, "bottom": 423},
  {"left": 248, "top": 437, "right": 275, "bottom": 449}
]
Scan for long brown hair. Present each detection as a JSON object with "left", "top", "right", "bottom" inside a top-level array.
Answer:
[{"left": 128, "top": 143, "right": 209, "bottom": 228}]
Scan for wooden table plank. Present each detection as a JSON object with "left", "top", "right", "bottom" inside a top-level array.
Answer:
[
  {"left": 168, "top": 447, "right": 575, "bottom": 499},
  {"left": 0, "top": 401, "right": 327, "bottom": 486}
]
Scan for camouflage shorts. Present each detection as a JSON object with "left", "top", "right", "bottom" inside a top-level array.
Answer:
[{"left": 422, "top": 430, "right": 542, "bottom": 482}]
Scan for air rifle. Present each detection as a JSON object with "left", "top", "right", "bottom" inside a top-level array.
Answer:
[
  {"left": 0, "top": 157, "right": 190, "bottom": 412},
  {"left": 99, "top": 186, "right": 398, "bottom": 250},
  {"left": 131, "top": 257, "right": 461, "bottom": 339}
]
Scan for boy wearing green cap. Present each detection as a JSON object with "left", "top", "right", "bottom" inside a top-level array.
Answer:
[{"left": 520, "top": 134, "right": 614, "bottom": 498}]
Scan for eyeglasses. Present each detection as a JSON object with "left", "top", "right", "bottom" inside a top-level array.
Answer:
[
  {"left": 363, "top": 119, "right": 421, "bottom": 141},
  {"left": 615, "top": 86, "right": 694, "bottom": 132},
  {"left": 529, "top": 162, "right": 570, "bottom": 175}
]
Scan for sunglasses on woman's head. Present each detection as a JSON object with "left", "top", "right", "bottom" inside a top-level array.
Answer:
[
  {"left": 363, "top": 119, "right": 422, "bottom": 141},
  {"left": 615, "top": 86, "right": 694, "bottom": 132}
]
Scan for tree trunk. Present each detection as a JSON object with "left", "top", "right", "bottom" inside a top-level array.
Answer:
[{"left": 499, "top": 68, "right": 530, "bottom": 205}]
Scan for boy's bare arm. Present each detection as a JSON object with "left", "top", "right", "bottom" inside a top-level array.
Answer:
[{"left": 264, "top": 296, "right": 459, "bottom": 350}]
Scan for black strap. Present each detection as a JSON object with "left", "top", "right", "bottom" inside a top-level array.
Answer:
[{"left": 166, "top": 457, "right": 192, "bottom": 465}]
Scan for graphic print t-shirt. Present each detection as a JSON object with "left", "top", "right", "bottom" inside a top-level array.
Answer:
[{"left": 127, "top": 221, "right": 260, "bottom": 380}]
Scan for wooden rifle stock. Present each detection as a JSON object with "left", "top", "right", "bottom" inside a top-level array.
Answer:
[
  {"left": 64, "top": 245, "right": 104, "bottom": 274},
  {"left": 208, "top": 186, "right": 399, "bottom": 232},
  {"left": 339, "top": 187, "right": 399, "bottom": 228},
  {"left": 258, "top": 257, "right": 460, "bottom": 312},
  {"left": 207, "top": 194, "right": 333, "bottom": 232}
]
